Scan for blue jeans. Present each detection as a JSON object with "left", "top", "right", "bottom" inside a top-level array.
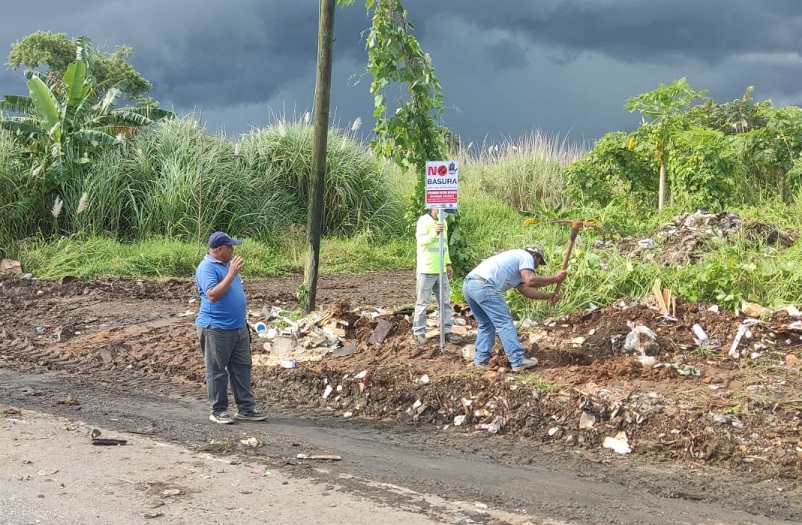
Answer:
[
  {"left": 412, "top": 273, "right": 453, "bottom": 335},
  {"left": 462, "top": 279, "right": 525, "bottom": 367},
  {"left": 197, "top": 326, "right": 256, "bottom": 414}
]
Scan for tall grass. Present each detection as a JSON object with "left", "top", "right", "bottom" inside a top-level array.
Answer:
[
  {"left": 458, "top": 131, "right": 585, "bottom": 213},
  {"left": 55, "top": 117, "right": 406, "bottom": 245},
  {"left": 11, "top": 121, "right": 802, "bottom": 321},
  {"left": 0, "top": 129, "right": 27, "bottom": 255}
]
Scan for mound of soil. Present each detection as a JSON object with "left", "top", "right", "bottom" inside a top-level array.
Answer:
[{"left": 1, "top": 271, "right": 801, "bottom": 483}]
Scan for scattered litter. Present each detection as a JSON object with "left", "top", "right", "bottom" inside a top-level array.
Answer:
[
  {"left": 56, "top": 395, "right": 80, "bottom": 406},
  {"left": 729, "top": 319, "right": 760, "bottom": 359},
  {"left": 280, "top": 358, "right": 297, "bottom": 369},
  {"left": 623, "top": 324, "right": 659, "bottom": 356},
  {"left": 419, "top": 374, "right": 430, "bottom": 385},
  {"left": 655, "top": 362, "right": 701, "bottom": 376},
  {"left": 453, "top": 415, "right": 466, "bottom": 426},
  {"left": 692, "top": 323, "right": 721, "bottom": 350},
  {"left": 1, "top": 259, "right": 21, "bottom": 274},
  {"left": 475, "top": 416, "right": 503, "bottom": 434},
  {"left": 638, "top": 238, "right": 656, "bottom": 249},
  {"left": 369, "top": 320, "right": 393, "bottom": 345},
  {"left": 692, "top": 323, "right": 708, "bottom": 341},
  {"left": 708, "top": 412, "right": 744, "bottom": 428},
  {"left": 651, "top": 279, "right": 675, "bottom": 317},
  {"left": 322, "top": 385, "right": 333, "bottom": 399},
  {"left": 239, "top": 437, "right": 261, "bottom": 448},
  {"left": 579, "top": 411, "right": 596, "bottom": 429},
  {"left": 783, "top": 305, "right": 801, "bottom": 317},
  {"left": 742, "top": 301, "right": 771, "bottom": 318},
  {"left": 332, "top": 343, "right": 357, "bottom": 357},
  {"left": 90, "top": 429, "right": 127, "bottom": 446},
  {"left": 603, "top": 435, "right": 631, "bottom": 454},
  {"left": 296, "top": 453, "right": 341, "bottom": 461}
]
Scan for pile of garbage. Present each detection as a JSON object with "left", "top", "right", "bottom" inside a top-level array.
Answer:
[
  {"left": 249, "top": 304, "right": 370, "bottom": 368},
  {"left": 616, "top": 210, "right": 799, "bottom": 266}
]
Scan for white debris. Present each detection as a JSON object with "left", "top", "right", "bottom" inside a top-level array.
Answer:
[
  {"left": 603, "top": 436, "right": 631, "bottom": 454},
  {"left": 579, "top": 412, "right": 596, "bottom": 429}
]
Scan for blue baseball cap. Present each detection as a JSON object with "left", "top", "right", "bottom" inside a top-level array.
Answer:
[{"left": 208, "top": 231, "right": 242, "bottom": 248}]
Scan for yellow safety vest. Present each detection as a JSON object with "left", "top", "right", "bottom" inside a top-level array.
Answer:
[{"left": 416, "top": 213, "right": 451, "bottom": 274}]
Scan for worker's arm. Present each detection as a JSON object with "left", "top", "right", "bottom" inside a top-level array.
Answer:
[
  {"left": 515, "top": 283, "right": 558, "bottom": 301},
  {"left": 205, "top": 256, "right": 243, "bottom": 302},
  {"left": 519, "top": 268, "right": 566, "bottom": 288}
]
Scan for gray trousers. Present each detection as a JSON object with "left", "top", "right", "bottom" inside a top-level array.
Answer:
[
  {"left": 197, "top": 326, "right": 256, "bottom": 414},
  {"left": 412, "top": 272, "right": 453, "bottom": 335}
]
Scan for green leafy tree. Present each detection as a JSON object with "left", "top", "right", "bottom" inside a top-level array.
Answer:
[
  {"left": 624, "top": 78, "right": 708, "bottom": 210},
  {"left": 364, "top": 0, "right": 448, "bottom": 211},
  {"left": 0, "top": 36, "right": 172, "bottom": 235},
  {"left": 7, "top": 31, "right": 152, "bottom": 101},
  {"left": 360, "top": 0, "right": 476, "bottom": 274}
]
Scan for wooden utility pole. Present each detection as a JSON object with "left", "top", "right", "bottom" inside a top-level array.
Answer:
[{"left": 304, "top": 0, "right": 336, "bottom": 313}]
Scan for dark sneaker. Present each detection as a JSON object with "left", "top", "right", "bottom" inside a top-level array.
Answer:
[
  {"left": 234, "top": 411, "right": 267, "bottom": 421},
  {"left": 445, "top": 333, "right": 462, "bottom": 344},
  {"left": 414, "top": 334, "right": 429, "bottom": 345},
  {"left": 511, "top": 357, "right": 538, "bottom": 372},
  {"left": 209, "top": 411, "right": 234, "bottom": 424}
]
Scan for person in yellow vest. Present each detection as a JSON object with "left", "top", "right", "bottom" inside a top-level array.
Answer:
[{"left": 413, "top": 208, "right": 461, "bottom": 345}]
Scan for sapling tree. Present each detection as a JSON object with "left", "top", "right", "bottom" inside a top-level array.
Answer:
[{"left": 624, "top": 78, "right": 708, "bottom": 211}]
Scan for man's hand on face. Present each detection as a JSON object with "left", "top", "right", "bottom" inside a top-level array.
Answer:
[{"left": 228, "top": 255, "right": 243, "bottom": 276}]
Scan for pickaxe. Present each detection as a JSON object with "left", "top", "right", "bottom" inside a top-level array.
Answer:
[{"left": 551, "top": 219, "right": 603, "bottom": 301}]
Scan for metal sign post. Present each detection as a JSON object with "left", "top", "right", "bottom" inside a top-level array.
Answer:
[{"left": 438, "top": 207, "right": 446, "bottom": 352}]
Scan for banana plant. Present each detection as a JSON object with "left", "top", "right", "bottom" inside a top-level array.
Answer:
[
  {"left": 0, "top": 36, "right": 172, "bottom": 237},
  {"left": 0, "top": 36, "right": 172, "bottom": 183}
]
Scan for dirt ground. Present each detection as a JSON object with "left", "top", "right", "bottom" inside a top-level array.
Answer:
[{"left": 1, "top": 257, "right": 801, "bottom": 523}]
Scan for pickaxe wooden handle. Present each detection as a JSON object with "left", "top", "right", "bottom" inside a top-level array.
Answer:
[{"left": 551, "top": 219, "right": 600, "bottom": 301}]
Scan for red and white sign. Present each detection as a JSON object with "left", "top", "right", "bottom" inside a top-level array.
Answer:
[{"left": 424, "top": 160, "right": 459, "bottom": 209}]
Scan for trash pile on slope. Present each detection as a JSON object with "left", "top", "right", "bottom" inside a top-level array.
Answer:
[{"left": 614, "top": 210, "right": 799, "bottom": 266}]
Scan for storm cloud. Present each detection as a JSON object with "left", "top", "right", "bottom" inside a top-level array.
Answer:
[{"left": 2, "top": 0, "right": 800, "bottom": 143}]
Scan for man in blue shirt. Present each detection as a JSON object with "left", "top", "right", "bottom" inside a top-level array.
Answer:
[
  {"left": 195, "top": 231, "right": 266, "bottom": 424},
  {"left": 463, "top": 246, "right": 566, "bottom": 372}
]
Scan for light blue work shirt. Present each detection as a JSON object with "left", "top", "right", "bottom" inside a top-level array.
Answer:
[
  {"left": 467, "top": 249, "right": 538, "bottom": 293},
  {"left": 195, "top": 254, "right": 247, "bottom": 330}
]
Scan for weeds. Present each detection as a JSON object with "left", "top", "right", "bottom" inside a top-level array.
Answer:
[{"left": 511, "top": 374, "right": 560, "bottom": 391}]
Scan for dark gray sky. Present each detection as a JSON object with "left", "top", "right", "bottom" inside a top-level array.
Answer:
[{"left": 2, "top": 0, "right": 801, "bottom": 145}]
